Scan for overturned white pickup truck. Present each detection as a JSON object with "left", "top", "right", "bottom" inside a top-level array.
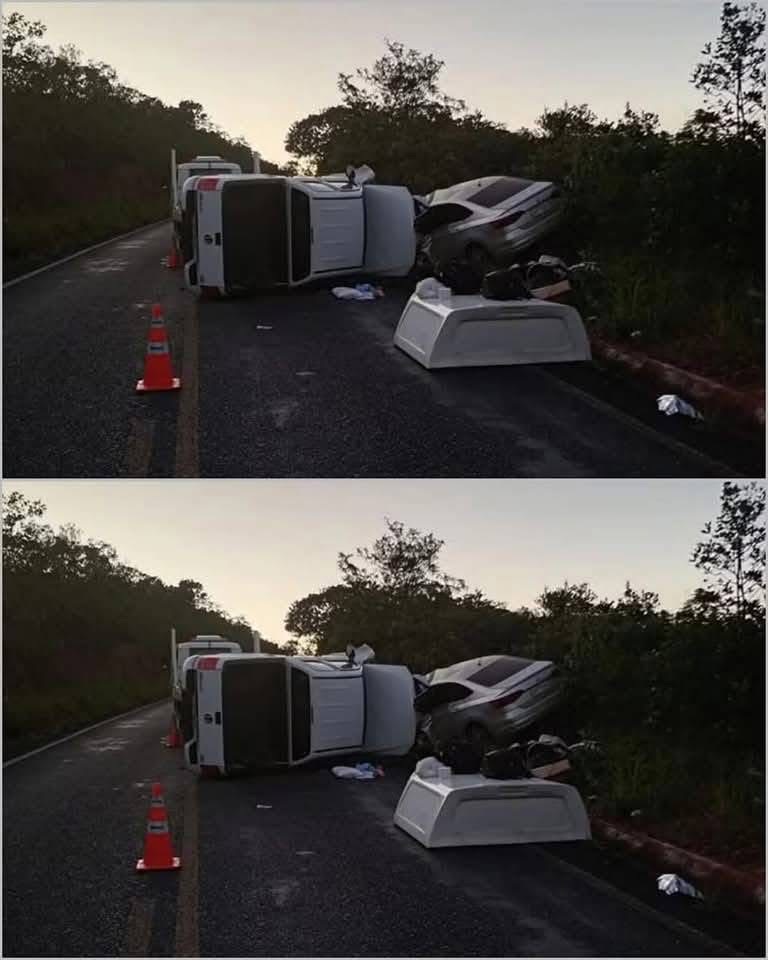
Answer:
[
  {"left": 180, "top": 167, "right": 416, "bottom": 296},
  {"left": 180, "top": 648, "right": 416, "bottom": 776}
]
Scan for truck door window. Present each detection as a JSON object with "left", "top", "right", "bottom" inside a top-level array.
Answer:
[
  {"left": 290, "top": 667, "right": 311, "bottom": 760},
  {"left": 291, "top": 189, "right": 311, "bottom": 282}
]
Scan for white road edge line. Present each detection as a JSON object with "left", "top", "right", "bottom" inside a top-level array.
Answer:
[
  {"left": 3, "top": 219, "right": 169, "bottom": 290},
  {"left": 3, "top": 698, "right": 169, "bottom": 768}
]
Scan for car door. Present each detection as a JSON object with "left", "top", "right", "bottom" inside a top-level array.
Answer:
[
  {"left": 310, "top": 193, "right": 364, "bottom": 274},
  {"left": 310, "top": 673, "right": 364, "bottom": 752}
]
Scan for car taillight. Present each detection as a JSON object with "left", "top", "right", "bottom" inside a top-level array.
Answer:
[
  {"left": 197, "top": 177, "right": 219, "bottom": 191},
  {"left": 197, "top": 656, "right": 219, "bottom": 670},
  {"left": 490, "top": 689, "right": 524, "bottom": 709},
  {"left": 491, "top": 210, "right": 524, "bottom": 230}
]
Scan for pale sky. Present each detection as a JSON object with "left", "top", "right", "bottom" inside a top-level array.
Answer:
[
  {"left": 7, "top": 0, "right": 726, "bottom": 163},
  {"left": 5, "top": 479, "right": 743, "bottom": 647}
]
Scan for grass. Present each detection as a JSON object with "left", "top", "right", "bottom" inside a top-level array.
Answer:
[
  {"left": 3, "top": 677, "right": 168, "bottom": 758},
  {"left": 3, "top": 195, "right": 167, "bottom": 280},
  {"left": 572, "top": 735, "right": 765, "bottom": 870},
  {"left": 582, "top": 257, "right": 765, "bottom": 390}
]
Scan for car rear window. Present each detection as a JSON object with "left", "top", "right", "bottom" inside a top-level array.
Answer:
[
  {"left": 466, "top": 178, "right": 534, "bottom": 208},
  {"left": 466, "top": 657, "right": 533, "bottom": 686}
]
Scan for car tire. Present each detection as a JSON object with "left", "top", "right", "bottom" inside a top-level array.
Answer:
[
  {"left": 466, "top": 244, "right": 493, "bottom": 282},
  {"left": 466, "top": 723, "right": 492, "bottom": 759}
]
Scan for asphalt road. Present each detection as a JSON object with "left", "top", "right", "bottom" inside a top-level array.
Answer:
[
  {"left": 3, "top": 224, "right": 764, "bottom": 478},
  {"left": 3, "top": 702, "right": 763, "bottom": 957},
  {"left": 3, "top": 224, "right": 762, "bottom": 478}
]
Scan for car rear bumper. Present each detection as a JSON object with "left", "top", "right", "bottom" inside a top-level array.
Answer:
[
  {"left": 486, "top": 688, "right": 563, "bottom": 742},
  {"left": 491, "top": 209, "right": 563, "bottom": 262}
]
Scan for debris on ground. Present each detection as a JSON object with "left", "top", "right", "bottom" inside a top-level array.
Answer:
[
  {"left": 331, "top": 762, "right": 384, "bottom": 780},
  {"left": 657, "top": 394, "right": 704, "bottom": 420},
  {"left": 415, "top": 756, "right": 443, "bottom": 778},
  {"left": 415, "top": 277, "right": 451, "bottom": 301},
  {"left": 331, "top": 283, "right": 384, "bottom": 301},
  {"left": 657, "top": 873, "right": 705, "bottom": 899}
]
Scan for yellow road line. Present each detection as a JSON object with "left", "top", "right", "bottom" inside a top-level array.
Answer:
[
  {"left": 120, "top": 897, "right": 155, "bottom": 957},
  {"left": 122, "top": 417, "right": 156, "bottom": 477},
  {"left": 174, "top": 302, "right": 200, "bottom": 477},
  {"left": 174, "top": 781, "right": 200, "bottom": 957}
]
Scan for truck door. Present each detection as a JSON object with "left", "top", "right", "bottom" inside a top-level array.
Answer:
[
  {"left": 195, "top": 183, "right": 225, "bottom": 290},
  {"left": 310, "top": 194, "right": 364, "bottom": 274},
  {"left": 310, "top": 673, "right": 364, "bottom": 752},
  {"left": 195, "top": 658, "right": 224, "bottom": 769},
  {"left": 363, "top": 186, "right": 416, "bottom": 277},
  {"left": 362, "top": 665, "right": 416, "bottom": 755}
]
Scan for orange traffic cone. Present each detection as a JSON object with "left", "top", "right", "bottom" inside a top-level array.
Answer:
[
  {"left": 136, "top": 783, "right": 181, "bottom": 872},
  {"left": 136, "top": 304, "right": 181, "bottom": 393},
  {"left": 163, "top": 713, "right": 183, "bottom": 749},
  {"left": 166, "top": 246, "right": 181, "bottom": 269}
]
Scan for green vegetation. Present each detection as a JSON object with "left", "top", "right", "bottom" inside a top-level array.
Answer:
[
  {"left": 286, "top": 484, "right": 765, "bottom": 864},
  {"left": 1, "top": 12, "right": 293, "bottom": 278},
  {"left": 285, "top": 6, "right": 765, "bottom": 385},
  {"left": 2, "top": 491, "right": 281, "bottom": 756}
]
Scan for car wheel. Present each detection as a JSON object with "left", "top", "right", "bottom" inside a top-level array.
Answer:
[
  {"left": 466, "top": 244, "right": 493, "bottom": 282},
  {"left": 466, "top": 723, "right": 492, "bottom": 759}
]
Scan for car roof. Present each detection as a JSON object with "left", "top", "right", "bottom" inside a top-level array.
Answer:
[
  {"left": 426, "top": 175, "right": 548, "bottom": 210},
  {"left": 428, "top": 176, "right": 507, "bottom": 203}
]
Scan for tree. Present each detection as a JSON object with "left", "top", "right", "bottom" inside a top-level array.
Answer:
[
  {"left": 692, "top": 1, "right": 766, "bottom": 140},
  {"left": 284, "top": 39, "right": 523, "bottom": 191},
  {"left": 536, "top": 582, "right": 600, "bottom": 619},
  {"left": 337, "top": 39, "right": 466, "bottom": 121},
  {"left": 2, "top": 490, "right": 277, "bottom": 747},
  {"left": 285, "top": 519, "right": 526, "bottom": 670},
  {"left": 690, "top": 481, "right": 766, "bottom": 621},
  {"left": 338, "top": 518, "right": 464, "bottom": 597}
]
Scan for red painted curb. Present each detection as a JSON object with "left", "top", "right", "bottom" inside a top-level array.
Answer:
[
  {"left": 591, "top": 335, "right": 765, "bottom": 430},
  {"left": 592, "top": 816, "right": 765, "bottom": 908}
]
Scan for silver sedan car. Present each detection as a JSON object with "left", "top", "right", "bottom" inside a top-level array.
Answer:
[
  {"left": 415, "top": 175, "right": 563, "bottom": 280},
  {"left": 414, "top": 654, "right": 563, "bottom": 756}
]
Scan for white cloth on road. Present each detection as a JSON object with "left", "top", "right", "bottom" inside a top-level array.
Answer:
[{"left": 331, "top": 284, "right": 383, "bottom": 301}]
